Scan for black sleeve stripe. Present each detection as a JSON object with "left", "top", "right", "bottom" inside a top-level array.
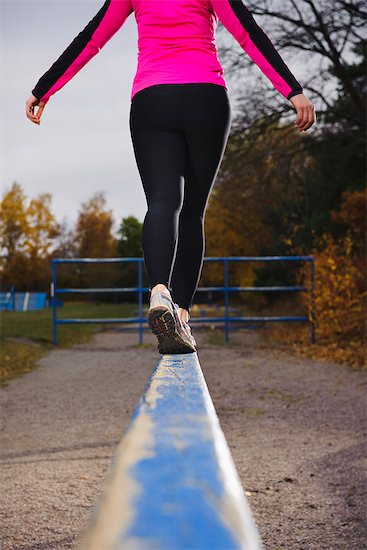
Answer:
[
  {"left": 32, "top": 0, "right": 111, "bottom": 101},
  {"left": 228, "top": 0, "right": 303, "bottom": 98}
]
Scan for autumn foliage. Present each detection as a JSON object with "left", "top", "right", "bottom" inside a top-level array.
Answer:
[
  {"left": 295, "top": 190, "right": 366, "bottom": 367},
  {"left": 0, "top": 183, "right": 60, "bottom": 290}
]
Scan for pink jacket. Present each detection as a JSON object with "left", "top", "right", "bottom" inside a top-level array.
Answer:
[{"left": 32, "top": 0, "right": 303, "bottom": 104}]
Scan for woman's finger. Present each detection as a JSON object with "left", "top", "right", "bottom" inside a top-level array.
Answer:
[
  {"left": 25, "top": 96, "right": 45, "bottom": 125},
  {"left": 299, "top": 108, "right": 310, "bottom": 131},
  {"left": 301, "top": 105, "right": 316, "bottom": 132},
  {"left": 35, "top": 104, "right": 45, "bottom": 122},
  {"left": 26, "top": 100, "right": 39, "bottom": 124},
  {"left": 290, "top": 94, "right": 316, "bottom": 133},
  {"left": 294, "top": 107, "right": 307, "bottom": 129}
]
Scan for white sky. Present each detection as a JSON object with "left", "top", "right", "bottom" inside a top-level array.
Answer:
[{"left": 0, "top": 0, "right": 306, "bottom": 236}]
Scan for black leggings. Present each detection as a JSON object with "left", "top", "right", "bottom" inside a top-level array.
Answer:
[{"left": 129, "top": 83, "right": 232, "bottom": 311}]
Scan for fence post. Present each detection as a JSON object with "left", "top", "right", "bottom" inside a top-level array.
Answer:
[
  {"left": 310, "top": 257, "right": 316, "bottom": 344},
  {"left": 51, "top": 260, "right": 57, "bottom": 346},
  {"left": 224, "top": 258, "right": 230, "bottom": 343},
  {"left": 10, "top": 285, "right": 15, "bottom": 311},
  {"left": 138, "top": 258, "right": 144, "bottom": 345}
]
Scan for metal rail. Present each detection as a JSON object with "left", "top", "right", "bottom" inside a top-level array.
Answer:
[{"left": 51, "top": 256, "right": 316, "bottom": 345}]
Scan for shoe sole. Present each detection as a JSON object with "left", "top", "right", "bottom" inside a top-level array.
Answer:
[{"left": 147, "top": 306, "right": 196, "bottom": 354}]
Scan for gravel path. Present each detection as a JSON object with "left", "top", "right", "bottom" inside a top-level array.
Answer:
[{"left": 0, "top": 328, "right": 366, "bottom": 550}]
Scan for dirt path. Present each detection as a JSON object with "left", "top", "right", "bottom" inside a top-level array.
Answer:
[{"left": 0, "top": 328, "right": 366, "bottom": 550}]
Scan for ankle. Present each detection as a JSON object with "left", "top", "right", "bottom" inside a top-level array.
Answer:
[
  {"left": 178, "top": 307, "right": 190, "bottom": 323},
  {"left": 151, "top": 284, "right": 170, "bottom": 296}
]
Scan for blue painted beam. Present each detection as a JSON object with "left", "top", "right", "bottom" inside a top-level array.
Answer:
[{"left": 79, "top": 353, "right": 262, "bottom": 550}]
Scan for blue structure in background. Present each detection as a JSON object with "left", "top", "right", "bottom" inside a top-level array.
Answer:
[
  {"left": 0, "top": 289, "right": 47, "bottom": 311},
  {"left": 51, "top": 256, "right": 316, "bottom": 346},
  {"left": 0, "top": 287, "right": 15, "bottom": 311}
]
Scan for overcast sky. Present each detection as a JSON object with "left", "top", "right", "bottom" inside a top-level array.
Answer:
[{"left": 0, "top": 0, "right": 305, "bottom": 236}]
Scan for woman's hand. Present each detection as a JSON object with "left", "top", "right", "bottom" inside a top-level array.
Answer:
[
  {"left": 26, "top": 94, "right": 46, "bottom": 125},
  {"left": 290, "top": 93, "right": 316, "bottom": 132}
]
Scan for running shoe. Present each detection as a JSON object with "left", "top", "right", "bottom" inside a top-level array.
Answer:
[
  {"left": 180, "top": 314, "right": 197, "bottom": 348},
  {"left": 147, "top": 291, "right": 196, "bottom": 354}
]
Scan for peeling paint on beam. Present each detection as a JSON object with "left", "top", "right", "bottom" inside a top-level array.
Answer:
[{"left": 79, "top": 353, "right": 263, "bottom": 550}]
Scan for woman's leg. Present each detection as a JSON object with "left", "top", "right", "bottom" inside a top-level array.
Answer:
[
  {"left": 129, "top": 90, "right": 186, "bottom": 291},
  {"left": 170, "top": 84, "right": 232, "bottom": 312}
]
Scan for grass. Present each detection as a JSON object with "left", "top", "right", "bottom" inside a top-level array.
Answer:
[
  {"left": 204, "top": 325, "right": 228, "bottom": 346},
  {"left": 0, "top": 302, "right": 139, "bottom": 386},
  {"left": 1, "top": 340, "right": 46, "bottom": 385}
]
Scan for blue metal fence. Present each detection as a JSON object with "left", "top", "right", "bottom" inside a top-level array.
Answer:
[
  {"left": 0, "top": 286, "right": 15, "bottom": 311},
  {"left": 0, "top": 289, "right": 47, "bottom": 311},
  {"left": 51, "top": 256, "right": 315, "bottom": 346}
]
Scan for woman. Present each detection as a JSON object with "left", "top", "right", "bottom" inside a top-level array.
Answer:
[{"left": 26, "top": 0, "right": 316, "bottom": 355}]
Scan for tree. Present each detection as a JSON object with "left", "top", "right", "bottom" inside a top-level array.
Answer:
[
  {"left": 51, "top": 220, "right": 78, "bottom": 259},
  {"left": 74, "top": 192, "right": 117, "bottom": 258},
  {"left": 72, "top": 193, "right": 118, "bottom": 290},
  {"left": 0, "top": 183, "right": 60, "bottom": 291},
  {"left": 117, "top": 216, "right": 143, "bottom": 258},
  {"left": 206, "top": 116, "right": 312, "bottom": 252},
  {"left": 116, "top": 216, "right": 144, "bottom": 289},
  {"left": 0, "top": 182, "right": 60, "bottom": 259},
  {"left": 24, "top": 194, "right": 60, "bottom": 258},
  {"left": 295, "top": 39, "right": 366, "bottom": 246},
  {"left": 0, "top": 182, "right": 28, "bottom": 257},
  {"left": 220, "top": 0, "right": 365, "bottom": 122},
  {"left": 331, "top": 188, "right": 366, "bottom": 289},
  {"left": 208, "top": 26, "right": 366, "bottom": 258}
]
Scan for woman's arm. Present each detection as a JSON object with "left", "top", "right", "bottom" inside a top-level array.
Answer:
[
  {"left": 31, "top": 0, "right": 133, "bottom": 106},
  {"left": 210, "top": 0, "right": 303, "bottom": 101}
]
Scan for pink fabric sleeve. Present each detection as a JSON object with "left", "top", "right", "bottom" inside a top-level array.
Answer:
[
  {"left": 210, "top": 0, "right": 303, "bottom": 100},
  {"left": 32, "top": 0, "right": 133, "bottom": 104}
]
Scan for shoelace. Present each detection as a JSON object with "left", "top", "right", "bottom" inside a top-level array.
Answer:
[
  {"left": 173, "top": 303, "right": 196, "bottom": 343},
  {"left": 173, "top": 302, "right": 184, "bottom": 325},
  {"left": 173, "top": 302, "right": 190, "bottom": 331},
  {"left": 184, "top": 322, "right": 193, "bottom": 335}
]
